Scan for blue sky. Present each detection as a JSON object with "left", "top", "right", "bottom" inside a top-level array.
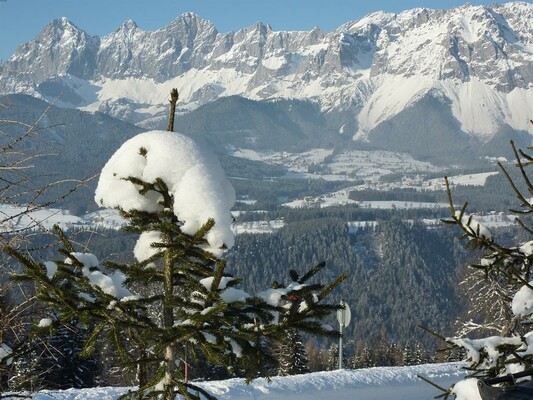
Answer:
[{"left": 1, "top": 0, "right": 531, "bottom": 61}]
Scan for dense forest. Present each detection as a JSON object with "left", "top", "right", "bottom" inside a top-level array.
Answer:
[{"left": 224, "top": 216, "right": 472, "bottom": 350}]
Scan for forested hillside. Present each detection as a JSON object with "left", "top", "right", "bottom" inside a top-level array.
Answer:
[{"left": 224, "top": 214, "right": 472, "bottom": 349}]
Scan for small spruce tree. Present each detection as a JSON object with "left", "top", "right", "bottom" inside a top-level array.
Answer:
[
  {"left": 6, "top": 90, "right": 344, "bottom": 400},
  {"left": 326, "top": 343, "right": 339, "bottom": 370},
  {"left": 402, "top": 343, "right": 413, "bottom": 366},
  {"left": 276, "top": 328, "right": 310, "bottom": 376}
]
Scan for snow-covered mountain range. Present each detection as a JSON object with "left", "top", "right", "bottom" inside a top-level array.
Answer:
[{"left": 1, "top": 3, "right": 533, "bottom": 151}]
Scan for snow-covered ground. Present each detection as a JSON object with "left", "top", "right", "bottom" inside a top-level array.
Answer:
[
  {"left": 231, "top": 219, "right": 285, "bottom": 235},
  {"left": 347, "top": 213, "right": 517, "bottom": 233},
  {"left": 356, "top": 201, "right": 448, "bottom": 210},
  {"left": 283, "top": 186, "right": 449, "bottom": 210},
  {"left": 1, "top": 199, "right": 516, "bottom": 239},
  {"left": 229, "top": 148, "right": 442, "bottom": 184},
  {"left": 474, "top": 213, "right": 518, "bottom": 228},
  {"left": 229, "top": 147, "right": 502, "bottom": 196},
  {"left": 425, "top": 171, "right": 499, "bottom": 190},
  {"left": 327, "top": 151, "right": 439, "bottom": 183},
  {"left": 22, "top": 363, "right": 467, "bottom": 400},
  {"left": 0, "top": 204, "right": 126, "bottom": 232},
  {"left": 0, "top": 204, "right": 283, "bottom": 236}
]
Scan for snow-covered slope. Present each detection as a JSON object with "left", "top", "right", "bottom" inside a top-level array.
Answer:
[
  {"left": 23, "top": 363, "right": 467, "bottom": 400},
  {"left": 0, "top": 204, "right": 284, "bottom": 236},
  {"left": 1, "top": 3, "right": 533, "bottom": 139}
]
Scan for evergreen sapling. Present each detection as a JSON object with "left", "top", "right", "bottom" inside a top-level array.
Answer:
[{"left": 7, "top": 127, "right": 344, "bottom": 399}]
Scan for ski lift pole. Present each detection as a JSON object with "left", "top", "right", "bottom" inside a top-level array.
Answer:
[
  {"left": 339, "top": 320, "right": 344, "bottom": 369},
  {"left": 337, "top": 300, "right": 351, "bottom": 370}
]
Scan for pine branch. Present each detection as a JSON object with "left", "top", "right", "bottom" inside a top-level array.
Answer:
[
  {"left": 53, "top": 225, "right": 75, "bottom": 253},
  {"left": 498, "top": 155, "right": 531, "bottom": 210},
  {"left": 416, "top": 374, "right": 451, "bottom": 397},
  {"left": 318, "top": 274, "right": 346, "bottom": 301},
  {"left": 210, "top": 260, "right": 226, "bottom": 294},
  {"left": 80, "top": 323, "right": 105, "bottom": 358},
  {"left": 298, "top": 261, "right": 326, "bottom": 284}
]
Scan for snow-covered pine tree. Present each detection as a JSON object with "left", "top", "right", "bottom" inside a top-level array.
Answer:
[
  {"left": 350, "top": 345, "right": 376, "bottom": 369},
  {"left": 402, "top": 343, "right": 413, "bottom": 366},
  {"left": 387, "top": 342, "right": 403, "bottom": 366},
  {"left": 438, "top": 139, "right": 533, "bottom": 399},
  {"left": 276, "top": 328, "right": 310, "bottom": 376},
  {"left": 412, "top": 341, "right": 428, "bottom": 365},
  {"left": 326, "top": 343, "right": 339, "bottom": 370},
  {"left": 0, "top": 277, "right": 42, "bottom": 396},
  {"left": 0, "top": 287, "right": 14, "bottom": 395},
  {"left": 6, "top": 91, "right": 345, "bottom": 400},
  {"left": 372, "top": 329, "right": 397, "bottom": 367},
  {"left": 44, "top": 320, "right": 97, "bottom": 388}
]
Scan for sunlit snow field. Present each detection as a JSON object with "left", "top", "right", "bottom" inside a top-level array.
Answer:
[{"left": 22, "top": 363, "right": 466, "bottom": 400}]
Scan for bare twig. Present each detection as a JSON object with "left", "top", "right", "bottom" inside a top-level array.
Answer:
[{"left": 166, "top": 88, "right": 179, "bottom": 132}]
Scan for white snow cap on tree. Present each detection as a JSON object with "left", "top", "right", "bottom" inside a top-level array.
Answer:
[
  {"left": 512, "top": 280, "right": 533, "bottom": 317},
  {"left": 65, "top": 252, "right": 134, "bottom": 300},
  {"left": 134, "top": 231, "right": 163, "bottom": 262},
  {"left": 95, "top": 130, "right": 236, "bottom": 251}
]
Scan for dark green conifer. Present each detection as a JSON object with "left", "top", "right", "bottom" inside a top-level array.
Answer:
[
  {"left": 276, "top": 328, "right": 310, "bottom": 376},
  {"left": 6, "top": 90, "right": 345, "bottom": 400}
]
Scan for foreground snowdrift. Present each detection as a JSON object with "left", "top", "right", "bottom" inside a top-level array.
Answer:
[{"left": 25, "top": 363, "right": 466, "bottom": 400}]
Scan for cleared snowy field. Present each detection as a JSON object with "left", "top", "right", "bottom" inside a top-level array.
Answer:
[
  {"left": 347, "top": 213, "right": 517, "bottom": 234},
  {"left": 425, "top": 171, "right": 499, "bottom": 190},
  {"left": 231, "top": 219, "right": 285, "bottom": 235},
  {"left": 0, "top": 205, "right": 283, "bottom": 236},
  {"left": 283, "top": 187, "right": 449, "bottom": 210},
  {"left": 22, "top": 363, "right": 466, "bottom": 400},
  {"left": 229, "top": 148, "right": 442, "bottom": 183},
  {"left": 0, "top": 204, "right": 126, "bottom": 232}
]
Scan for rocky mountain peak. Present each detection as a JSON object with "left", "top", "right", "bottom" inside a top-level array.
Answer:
[
  {"left": 6, "top": 16, "right": 98, "bottom": 82},
  {"left": 38, "top": 16, "right": 86, "bottom": 44},
  {"left": 164, "top": 12, "right": 218, "bottom": 37},
  {"left": 48, "top": 16, "right": 78, "bottom": 30},
  {"left": 119, "top": 19, "right": 138, "bottom": 31}
]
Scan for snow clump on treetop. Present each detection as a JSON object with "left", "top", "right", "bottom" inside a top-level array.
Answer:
[{"left": 95, "top": 130, "right": 236, "bottom": 251}]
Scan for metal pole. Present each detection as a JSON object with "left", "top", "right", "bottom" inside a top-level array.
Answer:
[
  {"left": 336, "top": 300, "right": 351, "bottom": 370},
  {"left": 339, "top": 323, "right": 344, "bottom": 369}
]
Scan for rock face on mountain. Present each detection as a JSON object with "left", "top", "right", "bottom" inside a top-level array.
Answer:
[
  {"left": 5, "top": 18, "right": 100, "bottom": 82},
  {"left": 1, "top": 3, "right": 533, "bottom": 149}
]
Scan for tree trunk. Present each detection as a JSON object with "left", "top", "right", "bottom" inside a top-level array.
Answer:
[
  {"left": 167, "top": 89, "right": 179, "bottom": 133},
  {"left": 163, "top": 235, "right": 175, "bottom": 400}
]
